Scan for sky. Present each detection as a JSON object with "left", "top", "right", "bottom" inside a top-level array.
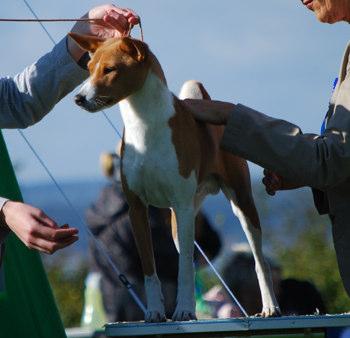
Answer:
[{"left": 1, "top": 0, "right": 350, "bottom": 184}]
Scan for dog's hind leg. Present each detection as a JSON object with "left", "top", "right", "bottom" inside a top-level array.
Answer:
[
  {"left": 171, "top": 206, "right": 197, "bottom": 321},
  {"left": 125, "top": 189, "right": 166, "bottom": 322},
  {"left": 222, "top": 183, "right": 281, "bottom": 317}
]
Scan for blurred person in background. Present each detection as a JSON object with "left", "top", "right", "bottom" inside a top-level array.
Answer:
[
  {"left": 0, "top": 4, "right": 139, "bottom": 258},
  {"left": 84, "top": 146, "right": 222, "bottom": 322},
  {"left": 203, "top": 244, "right": 326, "bottom": 318}
]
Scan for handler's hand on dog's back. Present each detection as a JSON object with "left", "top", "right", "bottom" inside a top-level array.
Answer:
[{"left": 0, "top": 4, "right": 139, "bottom": 255}]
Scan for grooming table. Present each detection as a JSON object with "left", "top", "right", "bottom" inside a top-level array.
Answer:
[{"left": 105, "top": 314, "right": 350, "bottom": 338}]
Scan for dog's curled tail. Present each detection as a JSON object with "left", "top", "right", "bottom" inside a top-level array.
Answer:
[{"left": 178, "top": 80, "right": 211, "bottom": 100}]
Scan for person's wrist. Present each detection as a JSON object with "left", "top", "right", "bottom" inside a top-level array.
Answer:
[{"left": 0, "top": 200, "right": 10, "bottom": 228}]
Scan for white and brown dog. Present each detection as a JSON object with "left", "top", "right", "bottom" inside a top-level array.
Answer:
[{"left": 70, "top": 33, "right": 280, "bottom": 322}]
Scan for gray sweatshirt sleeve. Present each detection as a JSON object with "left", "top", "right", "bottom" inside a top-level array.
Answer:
[
  {"left": 0, "top": 36, "right": 88, "bottom": 128},
  {"left": 0, "top": 36, "right": 89, "bottom": 226},
  {"left": 0, "top": 198, "right": 8, "bottom": 211},
  {"left": 220, "top": 103, "right": 350, "bottom": 191}
]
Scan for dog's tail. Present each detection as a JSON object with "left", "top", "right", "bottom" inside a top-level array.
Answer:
[{"left": 178, "top": 80, "right": 211, "bottom": 100}]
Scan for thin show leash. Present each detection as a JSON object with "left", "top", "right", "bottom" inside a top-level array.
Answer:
[
  {"left": 0, "top": 16, "right": 144, "bottom": 43},
  {"left": 2, "top": 2, "right": 248, "bottom": 317},
  {"left": 0, "top": 18, "right": 97, "bottom": 22}
]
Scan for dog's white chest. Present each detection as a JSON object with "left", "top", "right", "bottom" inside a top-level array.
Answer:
[
  {"left": 119, "top": 72, "right": 196, "bottom": 207},
  {"left": 122, "top": 136, "right": 181, "bottom": 207}
]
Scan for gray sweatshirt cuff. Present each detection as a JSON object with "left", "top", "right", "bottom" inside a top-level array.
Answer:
[
  {"left": 0, "top": 197, "right": 9, "bottom": 229},
  {"left": 53, "top": 36, "right": 89, "bottom": 78},
  {"left": 0, "top": 197, "right": 8, "bottom": 213}
]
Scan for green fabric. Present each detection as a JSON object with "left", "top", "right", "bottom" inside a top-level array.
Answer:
[{"left": 0, "top": 131, "right": 66, "bottom": 338}]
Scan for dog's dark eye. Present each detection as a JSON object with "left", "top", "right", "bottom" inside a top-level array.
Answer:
[{"left": 103, "top": 67, "right": 116, "bottom": 75}]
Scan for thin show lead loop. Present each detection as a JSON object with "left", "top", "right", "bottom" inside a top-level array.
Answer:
[
  {"left": 0, "top": 18, "right": 97, "bottom": 22},
  {"left": 17, "top": 129, "right": 147, "bottom": 314},
  {"left": 0, "top": 16, "right": 144, "bottom": 42},
  {"left": 194, "top": 241, "right": 248, "bottom": 317}
]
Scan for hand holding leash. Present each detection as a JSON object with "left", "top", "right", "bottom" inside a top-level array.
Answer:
[{"left": 68, "top": 4, "right": 140, "bottom": 61}]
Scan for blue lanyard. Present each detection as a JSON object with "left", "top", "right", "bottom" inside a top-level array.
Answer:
[{"left": 320, "top": 77, "right": 338, "bottom": 135}]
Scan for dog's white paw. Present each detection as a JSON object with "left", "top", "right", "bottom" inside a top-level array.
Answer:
[
  {"left": 256, "top": 306, "right": 281, "bottom": 318},
  {"left": 145, "top": 310, "right": 166, "bottom": 323},
  {"left": 144, "top": 274, "right": 166, "bottom": 322},
  {"left": 172, "top": 306, "right": 197, "bottom": 322}
]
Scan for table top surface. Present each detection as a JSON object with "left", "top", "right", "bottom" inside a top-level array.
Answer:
[{"left": 105, "top": 314, "right": 350, "bottom": 337}]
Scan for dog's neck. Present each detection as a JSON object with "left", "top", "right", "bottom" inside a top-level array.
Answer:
[{"left": 119, "top": 57, "right": 175, "bottom": 153}]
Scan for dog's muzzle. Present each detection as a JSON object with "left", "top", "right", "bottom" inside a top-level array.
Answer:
[{"left": 75, "top": 94, "right": 87, "bottom": 106}]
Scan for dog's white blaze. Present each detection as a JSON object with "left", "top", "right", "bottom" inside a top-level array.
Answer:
[
  {"left": 79, "top": 79, "right": 97, "bottom": 101},
  {"left": 119, "top": 71, "right": 197, "bottom": 208}
]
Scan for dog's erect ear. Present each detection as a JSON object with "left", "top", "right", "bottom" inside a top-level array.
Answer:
[
  {"left": 119, "top": 37, "right": 148, "bottom": 62},
  {"left": 68, "top": 32, "right": 105, "bottom": 53}
]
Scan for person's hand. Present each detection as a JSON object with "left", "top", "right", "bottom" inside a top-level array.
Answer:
[
  {"left": 262, "top": 169, "right": 304, "bottom": 195},
  {"left": 183, "top": 99, "right": 234, "bottom": 125},
  {"left": 1, "top": 201, "right": 78, "bottom": 254},
  {"left": 262, "top": 170, "right": 283, "bottom": 196},
  {"left": 68, "top": 4, "right": 140, "bottom": 61}
]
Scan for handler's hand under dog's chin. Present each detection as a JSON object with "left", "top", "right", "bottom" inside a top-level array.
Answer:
[
  {"left": 183, "top": 99, "right": 234, "bottom": 125},
  {"left": 67, "top": 4, "right": 140, "bottom": 61}
]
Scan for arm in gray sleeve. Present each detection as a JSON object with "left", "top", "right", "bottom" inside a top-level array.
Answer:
[
  {"left": 0, "top": 37, "right": 88, "bottom": 129},
  {"left": 220, "top": 103, "right": 350, "bottom": 191}
]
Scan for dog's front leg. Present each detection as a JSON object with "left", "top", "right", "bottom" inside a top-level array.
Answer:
[
  {"left": 126, "top": 190, "right": 166, "bottom": 322},
  {"left": 172, "top": 207, "right": 197, "bottom": 321}
]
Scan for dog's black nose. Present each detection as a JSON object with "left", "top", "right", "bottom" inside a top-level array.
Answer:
[{"left": 75, "top": 94, "right": 86, "bottom": 106}]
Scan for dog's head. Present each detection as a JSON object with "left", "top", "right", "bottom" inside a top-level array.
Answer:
[{"left": 69, "top": 33, "right": 150, "bottom": 112}]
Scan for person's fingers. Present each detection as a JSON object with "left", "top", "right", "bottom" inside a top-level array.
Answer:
[
  {"left": 27, "top": 242, "right": 52, "bottom": 255},
  {"left": 32, "top": 224, "right": 78, "bottom": 242},
  {"left": 262, "top": 176, "right": 275, "bottom": 189},
  {"left": 51, "top": 228, "right": 79, "bottom": 240},
  {"left": 104, "top": 11, "right": 130, "bottom": 31},
  {"left": 106, "top": 6, "right": 130, "bottom": 15},
  {"left": 263, "top": 170, "right": 282, "bottom": 190},
  {"left": 31, "top": 236, "right": 79, "bottom": 255},
  {"left": 107, "top": 7, "right": 140, "bottom": 23},
  {"left": 262, "top": 176, "right": 277, "bottom": 196},
  {"left": 262, "top": 176, "right": 269, "bottom": 187},
  {"left": 267, "top": 189, "right": 276, "bottom": 196},
  {"left": 32, "top": 209, "right": 58, "bottom": 228},
  {"left": 124, "top": 9, "right": 140, "bottom": 25}
]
